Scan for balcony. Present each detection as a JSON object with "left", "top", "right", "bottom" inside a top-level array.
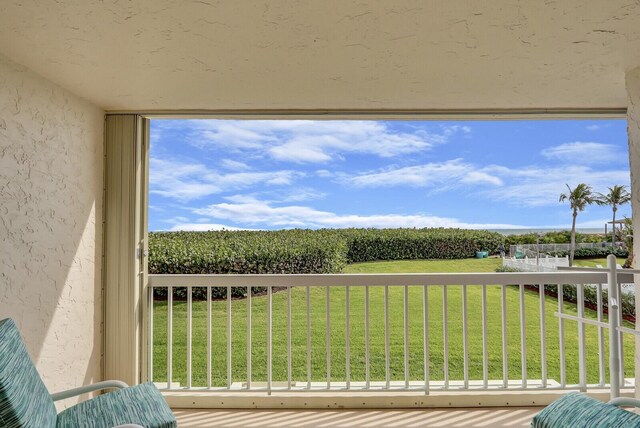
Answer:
[
  {"left": 146, "top": 265, "right": 637, "bottom": 413},
  {"left": 172, "top": 407, "right": 542, "bottom": 427}
]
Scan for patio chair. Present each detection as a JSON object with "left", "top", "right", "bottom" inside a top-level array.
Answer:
[
  {"left": 0, "top": 318, "right": 176, "bottom": 428},
  {"left": 531, "top": 392, "right": 640, "bottom": 427}
]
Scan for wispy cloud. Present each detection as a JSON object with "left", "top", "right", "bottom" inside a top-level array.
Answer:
[
  {"left": 159, "top": 120, "right": 469, "bottom": 164},
  {"left": 481, "top": 165, "right": 630, "bottom": 207},
  {"left": 149, "top": 157, "right": 302, "bottom": 201},
  {"left": 343, "top": 160, "right": 628, "bottom": 208},
  {"left": 345, "top": 159, "right": 503, "bottom": 189},
  {"left": 192, "top": 196, "right": 528, "bottom": 229},
  {"left": 541, "top": 142, "right": 620, "bottom": 164},
  {"left": 220, "top": 159, "right": 251, "bottom": 171},
  {"left": 586, "top": 125, "right": 601, "bottom": 131}
]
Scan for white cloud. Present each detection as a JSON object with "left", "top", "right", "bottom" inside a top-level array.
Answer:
[
  {"left": 192, "top": 196, "right": 526, "bottom": 229},
  {"left": 315, "top": 169, "right": 334, "bottom": 178},
  {"left": 481, "top": 164, "right": 630, "bottom": 207},
  {"left": 170, "top": 120, "right": 468, "bottom": 164},
  {"left": 149, "top": 157, "right": 302, "bottom": 201},
  {"left": 220, "top": 159, "right": 250, "bottom": 171},
  {"left": 460, "top": 171, "right": 504, "bottom": 186},
  {"left": 541, "top": 142, "right": 620, "bottom": 164},
  {"left": 343, "top": 159, "right": 629, "bottom": 208},
  {"left": 346, "top": 159, "right": 503, "bottom": 189},
  {"left": 586, "top": 125, "right": 601, "bottom": 131}
]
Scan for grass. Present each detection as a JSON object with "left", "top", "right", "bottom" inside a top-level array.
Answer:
[
  {"left": 152, "top": 258, "right": 634, "bottom": 387},
  {"left": 342, "top": 257, "right": 502, "bottom": 273},
  {"left": 573, "top": 257, "right": 626, "bottom": 268}
]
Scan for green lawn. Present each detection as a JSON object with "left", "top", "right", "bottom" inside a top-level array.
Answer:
[
  {"left": 152, "top": 258, "right": 634, "bottom": 387},
  {"left": 573, "top": 257, "right": 626, "bottom": 268}
]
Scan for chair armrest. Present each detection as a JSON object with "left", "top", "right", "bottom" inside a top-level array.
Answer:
[
  {"left": 608, "top": 397, "right": 640, "bottom": 408},
  {"left": 50, "top": 380, "right": 129, "bottom": 401}
]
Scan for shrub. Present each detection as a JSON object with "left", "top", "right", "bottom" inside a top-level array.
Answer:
[
  {"left": 149, "top": 229, "right": 347, "bottom": 299},
  {"left": 495, "top": 266, "right": 635, "bottom": 319},
  {"left": 547, "top": 246, "right": 629, "bottom": 259},
  {"left": 343, "top": 228, "right": 503, "bottom": 263},
  {"left": 149, "top": 228, "right": 504, "bottom": 299},
  {"left": 505, "top": 231, "right": 606, "bottom": 246}
]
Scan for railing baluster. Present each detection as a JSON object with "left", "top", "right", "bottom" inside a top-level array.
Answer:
[
  {"left": 148, "top": 270, "right": 615, "bottom": 394},
  {"left": 519, "top": 283, "right": 526, "bottom": 388},
  {"left": 577, "top": 284, "right": 586, "bottom": 391},
  {"left": 423, "top": 285, "right": 429, "bottom": 394},
  {"left": 148, "top": 285, "right": 154, "bottom": 383},
  {"left": 187, "top": 286, "right": 192, "bottom": 389},
  {"left": 306, "top": 285, "right": 311, "bottom": 389},
  {"left": 558, "top": 283, "right": 566, "bottom": 387},
  {"left": 346, "top": 285, "right": 351, "bottom": 390},
  {"left": 501, "top": 284, "right": 508, "bottom": 389},
  {"left": 404, "top": 285, "right": 409, "bottom": 389},
  {"left": 385, "top": 285, "right": 390, "bottom": 389},
  {"left": 597, "top": 282, "right": 605, "bottom": 386},
  {"left": 267, "top": 285, "right": 272, "bottom": 394},
  {"left": 247, "top": 286, "right": 251, "bottom": 390},
  {"left": 167, "top": 286, "right": 173, "bottom": 390},
  {"left": 618, "top": 279, "right": 625, "bottom": 387},
  {"left": 482, "top": 284, "right": 488, "bottom": 389},
  {"left": 227, "top": 286, "right": 232, "bottom": 389},
  {"left": 365, "top": 285, "right": 370, "bottom": 390},
  {"left": 538, "top": 283, "right": 547, "bottom": 388},
  {"left": 462, "top": 284, "right": 469, "bottom": 389},
  {"left": 443, "top": 285, "right": 449, "bottom": 389},
  {"left": 207, "top": 286, "right": 212, "bottom": 389},
  {"left": 326, "top": 285, "right": 331, "bottom": 390},
  {"left": 287, "top": 286, "right": 292, "bottom": 390}
]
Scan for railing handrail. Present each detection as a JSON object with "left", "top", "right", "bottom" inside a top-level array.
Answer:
[
  {"left": 147, "top": 261, "right": 636, "bottom": 396},
  {"left": 148, "top": 271, "right": 616, "bottom": 287}
]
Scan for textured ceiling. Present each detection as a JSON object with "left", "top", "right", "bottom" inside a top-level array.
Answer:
[{"left": 1, "top": 1, "right": 640, "bottom": 111}]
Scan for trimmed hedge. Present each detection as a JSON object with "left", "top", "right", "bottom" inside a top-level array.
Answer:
[
  {"left": 149, "top": 228, "right": 503, "bottom": 298},
  {"left": 496, "top": 266, "right": 635, "bottom": 319},
  {"left": 343, "top": 228, "right": 503, "bottom": 262},
  {"left": 547, "top": 246, "right": 629, "bottom": 259},
  {"left": 505, "top": 231, "right": 606, "bottom": 246},
  {"left": 149, "top": 229, "right": 347, "bottom": 299}
]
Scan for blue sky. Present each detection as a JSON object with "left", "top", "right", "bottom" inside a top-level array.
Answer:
[{"left": 149, "top": 119, "right": 631, "bottom": 232}]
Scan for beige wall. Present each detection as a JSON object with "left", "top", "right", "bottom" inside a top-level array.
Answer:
[
  {"left": 0, "top": 53, "right": 104, "bottom": 406},
  {"left": 627, "top": 66, "right": 640, "bottom": 398}
]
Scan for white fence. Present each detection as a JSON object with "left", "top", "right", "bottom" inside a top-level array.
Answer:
[
  {"left": 147, "top": 267, "right": 636, "bottom": 398},
  {"left": 502, "top": 256, "right": 569, "bottom": 272},
  {"left": 509, "top": 243, "right": 616, "bottom": 257}
]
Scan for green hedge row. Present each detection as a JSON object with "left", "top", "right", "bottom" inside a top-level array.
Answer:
[
  {"left": 342, "top": 228, "right": 503, "bottom": 262},
  {"left": 149, "top": 228, "right": 503, "bottom": 298},
  {"left": 496, "top": 266, "right": 635, "bottom": 318},
  {"left": 505, "top": 231, "right": 606, "bottom": 246},
  {"left": 547, "top": 246, "right": 629, "bottom": 259},
  {"left": 149, "top": 230, "right": 348, "bottom": 299},
  {"left": 150, "top": 228, "right": 503, "bottom": 273}
]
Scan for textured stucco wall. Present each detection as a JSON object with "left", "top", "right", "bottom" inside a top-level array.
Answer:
[
  {"left": 627, "top": 67, "right": 640, "bottom": 398},
  {"left": 0, "top": 53, "right": 104, "bottom": 406}
]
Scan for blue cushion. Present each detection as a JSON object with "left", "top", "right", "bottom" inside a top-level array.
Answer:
[
  {"left": 532, "top": 392, "right": 640, "bottom": 427},
  {"left": 56, "top": 383, "right": 176, "bottom": 428},
  {"left": 0, "top": 318, "right": 57, "bottom": 428}
]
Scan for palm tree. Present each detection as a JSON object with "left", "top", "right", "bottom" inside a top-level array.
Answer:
[
  {"left": 621, "top": 216, "right": 634, "bottom": 268},
  {"left": 559, "top": 183, "right": 596, "bottom": 266},
  {"left": 595, "top": 185, "right": 631, "bottom": 249}
]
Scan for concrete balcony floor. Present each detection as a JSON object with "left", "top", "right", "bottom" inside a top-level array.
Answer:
[{"left": 173, "top": 407, "right": 542, "bottom": 427}]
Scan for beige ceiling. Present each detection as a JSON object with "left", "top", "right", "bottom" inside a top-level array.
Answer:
[{"left": 1, "top": 1, "right": 640, "bottom": 112}]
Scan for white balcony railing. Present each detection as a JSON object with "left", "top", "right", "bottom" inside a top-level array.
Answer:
[{"left": 147, "top": 267, "right": 636, "bottom": 397}]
